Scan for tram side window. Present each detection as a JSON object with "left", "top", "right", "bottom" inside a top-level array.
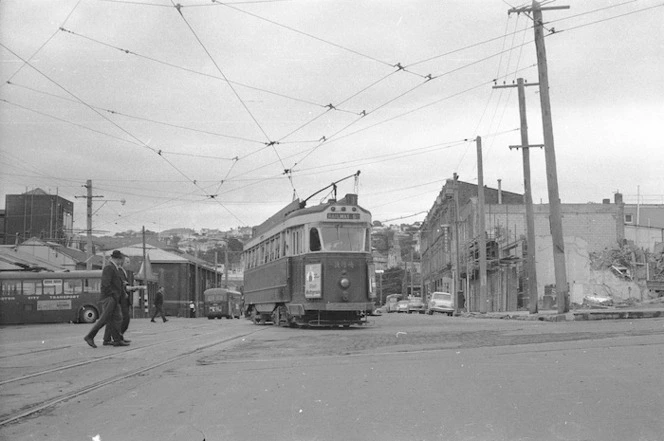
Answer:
[
  {"left": 309, "top": 227, "right": 322, "bottom": 252},
  {"left": 365, "top": 228, "right": 370, "bottom": 252},
  {"left": 275, "top": 234, "right": 281, "bottom": 259},
  {"left": 269, "top": 237, "right": 275, "bottom": 261}
]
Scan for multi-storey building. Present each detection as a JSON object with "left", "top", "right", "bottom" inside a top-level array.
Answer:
[
  {"left": 421, "top": 178, "right": 628, "bottom": 312},
  {"left": 3, "top": 188, "right": 73, "bottom": 245}
]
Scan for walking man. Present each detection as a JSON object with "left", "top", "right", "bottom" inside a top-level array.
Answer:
[
  {"left": 151, "top": 286, "right": 167, "bottom": 323},
  {"left": 84, "top": 250, "right": 129, "bottom": 348},
  {"left": 103, "top": 256, "right": 133, "bottom": 345}
]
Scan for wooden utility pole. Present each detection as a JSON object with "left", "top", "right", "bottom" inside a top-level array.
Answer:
[
  {"left": 85, "top": 180, "right": 93, "bottom": 270},
  {"left": 75, "top": 180, "right": 102, "bottom": 270},
  {"left": 453, "top": 173, "right": 462, "bottom": 313},
  {"left": 476, "top": 137, "right": 488, "bottom": 313},
  {"left": 494, "top": 78, "right": 541, "bottom": 313},
  {"left": 509, "top": 1, "right": 570, "bottom": 313},
  {"left": 224, "top": 247, "right": 229, "bottom": 288}
]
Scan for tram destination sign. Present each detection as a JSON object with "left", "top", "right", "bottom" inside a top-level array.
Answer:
[{"left": 327, "top": 213, "right": 360, "bottom": 220}]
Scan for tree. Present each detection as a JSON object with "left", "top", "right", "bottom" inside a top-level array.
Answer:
[{"left": 381, "top": 267, "right": 405, "bottom": 296}]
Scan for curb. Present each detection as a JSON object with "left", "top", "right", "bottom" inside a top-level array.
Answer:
[{"left": 459, "top": 308, "right": 664, "bottom": 322}]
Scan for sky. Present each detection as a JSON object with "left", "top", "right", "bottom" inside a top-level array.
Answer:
[{"left": 1, "top": 0, "right": 663, "bottom": 236}]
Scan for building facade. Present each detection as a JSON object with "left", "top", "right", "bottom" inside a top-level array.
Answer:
[
  {"left": 3, "top": 189, "right": 73, "bottom": 245},
  {"left": 421, "top": 179, "right": 627, "bottom": 312}
]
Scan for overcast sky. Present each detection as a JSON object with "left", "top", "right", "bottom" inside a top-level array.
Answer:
[{"left": 1, "top": 0, "right": 663, "bottom": 236}]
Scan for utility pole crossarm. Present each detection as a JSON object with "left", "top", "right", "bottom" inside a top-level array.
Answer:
[
  {"left": 509, "top": 144, "right": 545, "bottom": 150},
  {"left": 508, "top": 5, "right": 569, "bottom": 14},
  {"left": 492, "top": 83, "right": 539, "bottom": 89}
]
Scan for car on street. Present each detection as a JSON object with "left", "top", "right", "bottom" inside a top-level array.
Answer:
[
  {"left": 407, "top": 297, "right": 426, "bottom": 314},
  {"left": 427, "top": 291, "right": 454, "bottom": 316},
  {"left": 385, "top": 294, "right": 403, "bottom": 313},
  {"left": 396, "top": 300, "right": 410, "bottom": 313}
]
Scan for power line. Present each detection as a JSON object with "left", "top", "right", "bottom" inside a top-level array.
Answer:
[{"left": 58, "top": 27, "right": 327, "bottom": 109}]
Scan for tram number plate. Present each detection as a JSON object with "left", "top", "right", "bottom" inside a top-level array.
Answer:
[{"left": 327, "top": 213, "right": 359, "bottom": 219}]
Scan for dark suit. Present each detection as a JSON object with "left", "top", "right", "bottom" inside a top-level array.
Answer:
[
  {"left": 86, "top": 261, "right": 123, "bottom": 342},
  {"left": 104, "top": 266, "right": 130, "bottom": 342}
]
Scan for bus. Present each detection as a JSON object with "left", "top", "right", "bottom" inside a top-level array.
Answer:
[
  {"left": 0, "top": 270, "right": 103, "bottom": 325},
  {"left": 243, "top": 184, "right": 376, "bottom": 327},
  {"left": 203, "top": 288, "right": 243, "bottom": 319}
]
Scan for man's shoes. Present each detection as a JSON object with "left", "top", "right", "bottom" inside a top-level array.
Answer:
[
  {"left": 122, "top": 338, "right": 131, "bottom": 343},
  {"left": 102, "top": 341, "right": 113, "bottom": 346},
  {"left": 151, "top": 319, "right": 156, "bottom": 323},
  {"left": 112, "top": 341, "right": 130, "bottom": 346},
  {"left": 84, "top": 336, "right": 97, "bottom": 348}
]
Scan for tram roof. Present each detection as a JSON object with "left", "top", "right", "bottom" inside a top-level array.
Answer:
[{"left": 251, "top": 193, "right": 370, "bottom": 239}]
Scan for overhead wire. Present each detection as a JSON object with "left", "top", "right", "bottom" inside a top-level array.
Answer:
[
  {"left": 0, "top": 0, "right": 83, "bottom": 92},
  {"left": 169, "top": 1, "right": 297, "bottom": 196},
  {"left": 0, "top": 42, "right": 247, "bottom": 226}
]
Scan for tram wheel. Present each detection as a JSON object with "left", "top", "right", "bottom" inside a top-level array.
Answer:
[{"left": 251, "top": 309, "right": 264, "bottom": 325}]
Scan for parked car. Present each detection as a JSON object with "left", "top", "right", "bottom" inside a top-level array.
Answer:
[
  {"left": 385, "top": 294, "right": 403, "bottom": 313},
  {"left": 407, "top": 297, "right": 426, "bottom": 314},
  {"left": 427, "top": 291, "right": 454, "bottom": 316},
  {"left": 396, "top": 300, "right": 410, "bottom": 313}
]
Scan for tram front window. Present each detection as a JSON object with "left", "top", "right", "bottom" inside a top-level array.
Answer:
[{"left": 320, "top": 224, "right": 366, "bottom": 251}]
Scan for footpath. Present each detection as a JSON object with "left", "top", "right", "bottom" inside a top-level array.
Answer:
[{"left": 460, "top": 297, "right": 664, "bottom": 322}]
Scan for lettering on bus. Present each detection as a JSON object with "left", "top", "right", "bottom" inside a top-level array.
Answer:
[
  {"left": 327, "top": 213, "right": 360, "bottom": 220},
  {"left": 37, "top": 300, "right": 72, "bottom": 311}
]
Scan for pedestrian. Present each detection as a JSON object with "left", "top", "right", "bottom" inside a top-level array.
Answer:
[
  {"left": 84, "top": 250, "right": 129, "bottom": 348},
  {"left": 151, "top": 286, "right": 168, "bottom": 323},
  {"left": 103, "top": 256, "right": 133, "bottom": 345},
  {"left": 189, "top": 301, "right": 196, "bottom": 318}
]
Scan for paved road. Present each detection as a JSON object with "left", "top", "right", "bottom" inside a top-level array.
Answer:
[{"left": 1, "top": 313, "right": 663, "bottom": 441}]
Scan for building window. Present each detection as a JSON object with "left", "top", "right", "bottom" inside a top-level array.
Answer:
[{"left": 625, "top": 214, "right": 633, "bottom": 224}]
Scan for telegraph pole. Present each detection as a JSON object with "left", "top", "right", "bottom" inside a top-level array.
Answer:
[
  {"left": 476, "top": 137, "right": 488, "bottom": 313},
  {"left": 224, "top": 247, "right": 229, "bottom": 288},
  {"left": 509, "top": 1, "right": 570, "bottom": 313},
  {"left": 75, "top": 180, "right": 103, "bottom": 270},
  {"left": 494, "top": 78, "right": 541, "bottom": 314},
  {"left": 453, "top": 173, "right": 462, "bottom": 313}
]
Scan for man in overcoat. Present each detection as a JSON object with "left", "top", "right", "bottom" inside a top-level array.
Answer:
[{"left": 83, "top": 250, "right": 129, "bottom": 348}]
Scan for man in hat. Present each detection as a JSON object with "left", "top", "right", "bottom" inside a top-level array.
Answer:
[
  {"left": 103, "top": 256, "right": 134, "bottom": 345},
  {"left": 84, "top": 250, "right": 129, "bottom": 348}
]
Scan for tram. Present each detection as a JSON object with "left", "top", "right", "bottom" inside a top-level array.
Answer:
[{"left": 242, "top": 179, "right": 376, "bottom": 327}]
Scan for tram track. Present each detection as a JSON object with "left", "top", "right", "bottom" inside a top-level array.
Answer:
[
  {"left": 0, "top": 323, "right": 227, "bottom": 386},
  {"left": 0, "top": 326, "right": 266, "bottom": 427}
]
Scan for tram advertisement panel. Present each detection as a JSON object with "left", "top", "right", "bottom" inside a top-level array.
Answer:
[{"left": 304, "top": 263, "right": 322, "bottom": 298}]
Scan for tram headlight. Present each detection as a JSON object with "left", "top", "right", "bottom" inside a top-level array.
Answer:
[{"left": 339, "top": 277, "right": 351, "bottom": 289}]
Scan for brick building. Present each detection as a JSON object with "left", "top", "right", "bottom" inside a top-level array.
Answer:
[{"left": 3, "top": 189, "right": 73, "bottom": 245}]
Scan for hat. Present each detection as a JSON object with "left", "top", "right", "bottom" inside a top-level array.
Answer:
[{"left": 110, "top": 250, "right": 126, "bottom": 259}]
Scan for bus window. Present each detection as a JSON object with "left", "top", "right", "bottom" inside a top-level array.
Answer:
[
  {"left": 43, "top": 279, "right": 63, "bottom": 295},
  {"left": 310, "top": 227, "right": 321, "bottom": 251},
  {"left": 84, "top": 278, "right": 101, "bottom": 292},
  {"left": 1, "top": 280, "right": 20, "bottom": 296},
  {"left": 23, "top": 281, "right": 39, "bottom": 295},
  {"left": 64, "top": 279, "right": 83, "bottom": 294}
]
